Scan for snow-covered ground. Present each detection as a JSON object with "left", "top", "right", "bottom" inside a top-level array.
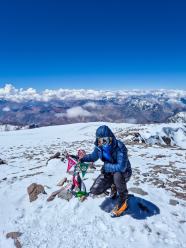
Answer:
[
  {"left": 0, "top": 125, "right": 27, "bottom": 132},
  {"left": 0, "top": 122, "right": 185, "bottom": 248}
]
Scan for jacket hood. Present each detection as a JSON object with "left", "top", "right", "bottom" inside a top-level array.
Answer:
[{"left": 94, "top": 125, "right": 117, "bottom": 148}]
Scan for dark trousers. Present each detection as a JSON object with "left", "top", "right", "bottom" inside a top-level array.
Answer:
[{"left": 90, "top": 171, "right": 131, "bottom": 200}]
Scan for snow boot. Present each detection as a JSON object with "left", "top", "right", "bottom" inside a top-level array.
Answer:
[{"left": 111, "top": 195, "right": 128, "bottom": 217}]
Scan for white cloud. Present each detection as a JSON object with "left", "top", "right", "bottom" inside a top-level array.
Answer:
[
  {"left": 66, "top": 107, "right": 91, "bottom": 118},
  {"left": 167, "top": 99, "right": 185, "bottom": 108},
  {"left": 125, "top": 118, "right": 137, "bottom": 124},
  {"left": 83, "top": 102, "right": 97, "bottom": 108},
  {"left": 54, "top": 113, "right": 64, "bottom": 118},
  {"left": 2, "top": 106, "right": 10, "bottom": 112},
  {"left": 0, "top": 84, "right": 186, "bottom": 103}
]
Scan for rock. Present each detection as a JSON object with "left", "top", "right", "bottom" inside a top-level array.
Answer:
[
  {"left": 144, "top": 224, "right": 152, "bottom": 233},
  {"left": 170, "top": 190, "right": 186, "bottom": 200},
  {"left": 14, "top": 239, "right": 22, "bottom": 248},
  {"left": 133, "top": 181, "right": 140, "bottom": 186},
  {"left": 169, "top": 199, "right": 179, "bottom": 206},
  {"left": 58, "top": 189, "right": 73, "bottom": 201},
  {"left": 6, "top": 232, "right": 22, "bottom": 248},
  {"left": 47, "top": 189, "right": 62, "bottom": 202},
  {"left": 28, "top": 124, "right": 39, "bottom": 129},
  {"left": 79, "top": 195, "right": 87, "bottom": 202},
  {"left": 154, "top": 154, "right": 166, "bottom": 160},
  {"left": 6, "top": 232, "right": 22, "bottom": 239},
  {"left": 171, "top": 211, "right": 179, "bottom": 216},
  {"left": 132, "top": 132, "right": 146, "bottom": 143},
  {"left": 0, "top": 158, "right": 6, "bottom": 165},
  {"left": 27, "top": 183, "right": 46, "bottom": 202},
  {"left": 57, "top": 177, "right": 67, "bottom": 186},
  {"left": 50, "top": 152, "right": 61, "bottom": 159},
  {"left": 47, "top": 182, "right": 73, "bottom": 201},
  {"left": 129, "top": 187, "right": 148, "bottom": 196},
  {"left": 162, "top": 136, "right": 171, "bottom": 146},
  {"left": 179, "top": 220, "right": 186, "bottom": 224},
  {"left": 142, "top": 173, "right": 149, "bottom": 177},
  {"left": 46, "top": 152, "right": 61, "bottom": 165}
]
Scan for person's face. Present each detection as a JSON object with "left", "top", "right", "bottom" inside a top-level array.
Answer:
[{"left": 97, "top": 137, "right": 112, "bottom": 147}]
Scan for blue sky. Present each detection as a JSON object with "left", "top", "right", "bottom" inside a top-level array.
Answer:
[{"left": 0, "top": 0, "right": 186, "bottom": 90}]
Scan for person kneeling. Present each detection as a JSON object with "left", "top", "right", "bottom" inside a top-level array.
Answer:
[{"left": 79, "top": 125, "right": 132, "bottom": 217}]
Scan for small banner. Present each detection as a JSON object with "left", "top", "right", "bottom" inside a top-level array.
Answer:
[
  {"left": 67, "top": 156, "right": 77, "bottom": 172},
  {"left": 79, "top": 162, "right": 89, "bottom": 177},
  {"left": 76, "top": 191, "right": 87, "bottom": 198},
  {"left": 72, "top": 173, "right": 81, "bottom": 188}
]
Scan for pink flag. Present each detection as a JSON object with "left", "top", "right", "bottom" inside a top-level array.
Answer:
[
  {"left": 72, "top": 174, "right": 80, "bottom": 188},
  {"left": 67, "top": 156, "right": 77, "bottom": 172}
]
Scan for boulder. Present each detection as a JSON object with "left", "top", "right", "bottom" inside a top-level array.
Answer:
[
  {"left": 56, "top": 177, "right": 67, "bottom": 186},
  {"left": 6, "top": 232, "right": 22, "bottom": 248},
  {"left": 6, "top": 232, "right": 22, "bottom": 239},
  {"left": 47, "top": 189, "right": 62, "bottom": 202},
  {"left": 27, "top": 183, "right": 46, "bottom": 202},
  {"left": 58, "top": 189, "right": 73, "bottom": 201}
]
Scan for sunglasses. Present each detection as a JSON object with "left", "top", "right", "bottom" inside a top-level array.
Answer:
[{"left": 97, "top": 137, "right": 112, "bottom": 145}]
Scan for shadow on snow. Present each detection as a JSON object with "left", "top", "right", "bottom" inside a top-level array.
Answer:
[{"left": 100, "top": 194, "right": 160, "bottom": 219}]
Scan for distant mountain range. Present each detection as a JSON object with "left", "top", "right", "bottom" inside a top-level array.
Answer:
[{"left": 0, "top": 84, "right": 186, "bottom": 127}]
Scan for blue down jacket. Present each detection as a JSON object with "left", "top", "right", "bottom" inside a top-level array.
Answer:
[{"left": 81, "top": 125, "right": 132, "bottom": 174}]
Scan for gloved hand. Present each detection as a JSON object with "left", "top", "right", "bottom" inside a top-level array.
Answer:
[
  {"left": 78, "top": 149, "right": 86, "bottom": 161},
  {"left": 101, "top": 166, "right": 105, "bottom": 174}
]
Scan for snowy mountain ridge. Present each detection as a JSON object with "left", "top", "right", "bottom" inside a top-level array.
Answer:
[
  {"left": 1, "top": 84, "right": 186, "bottom": 126},
  {"left": 168, "top": 112, "right": 186, "bottom": 123}
]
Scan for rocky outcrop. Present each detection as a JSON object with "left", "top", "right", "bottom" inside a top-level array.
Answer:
[
  {"left": 131, "top": 126, "right": 186, "bottom": 148},
  {"left": 168, "top": 112, "right": 186, "bottom": 123}
]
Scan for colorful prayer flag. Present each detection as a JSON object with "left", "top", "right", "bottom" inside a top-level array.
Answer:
[
  {"left": 67, "top": 156, "right": 77, "bottom": 172},
  {"left": 79, "top": 162, "right": 89, "bottom": 177},
  {"left": 72, "top": 173, "right": 81, "bottom": 188},
  {"left": 76, "top": 191, "right": 87, "bottom": 198}
]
